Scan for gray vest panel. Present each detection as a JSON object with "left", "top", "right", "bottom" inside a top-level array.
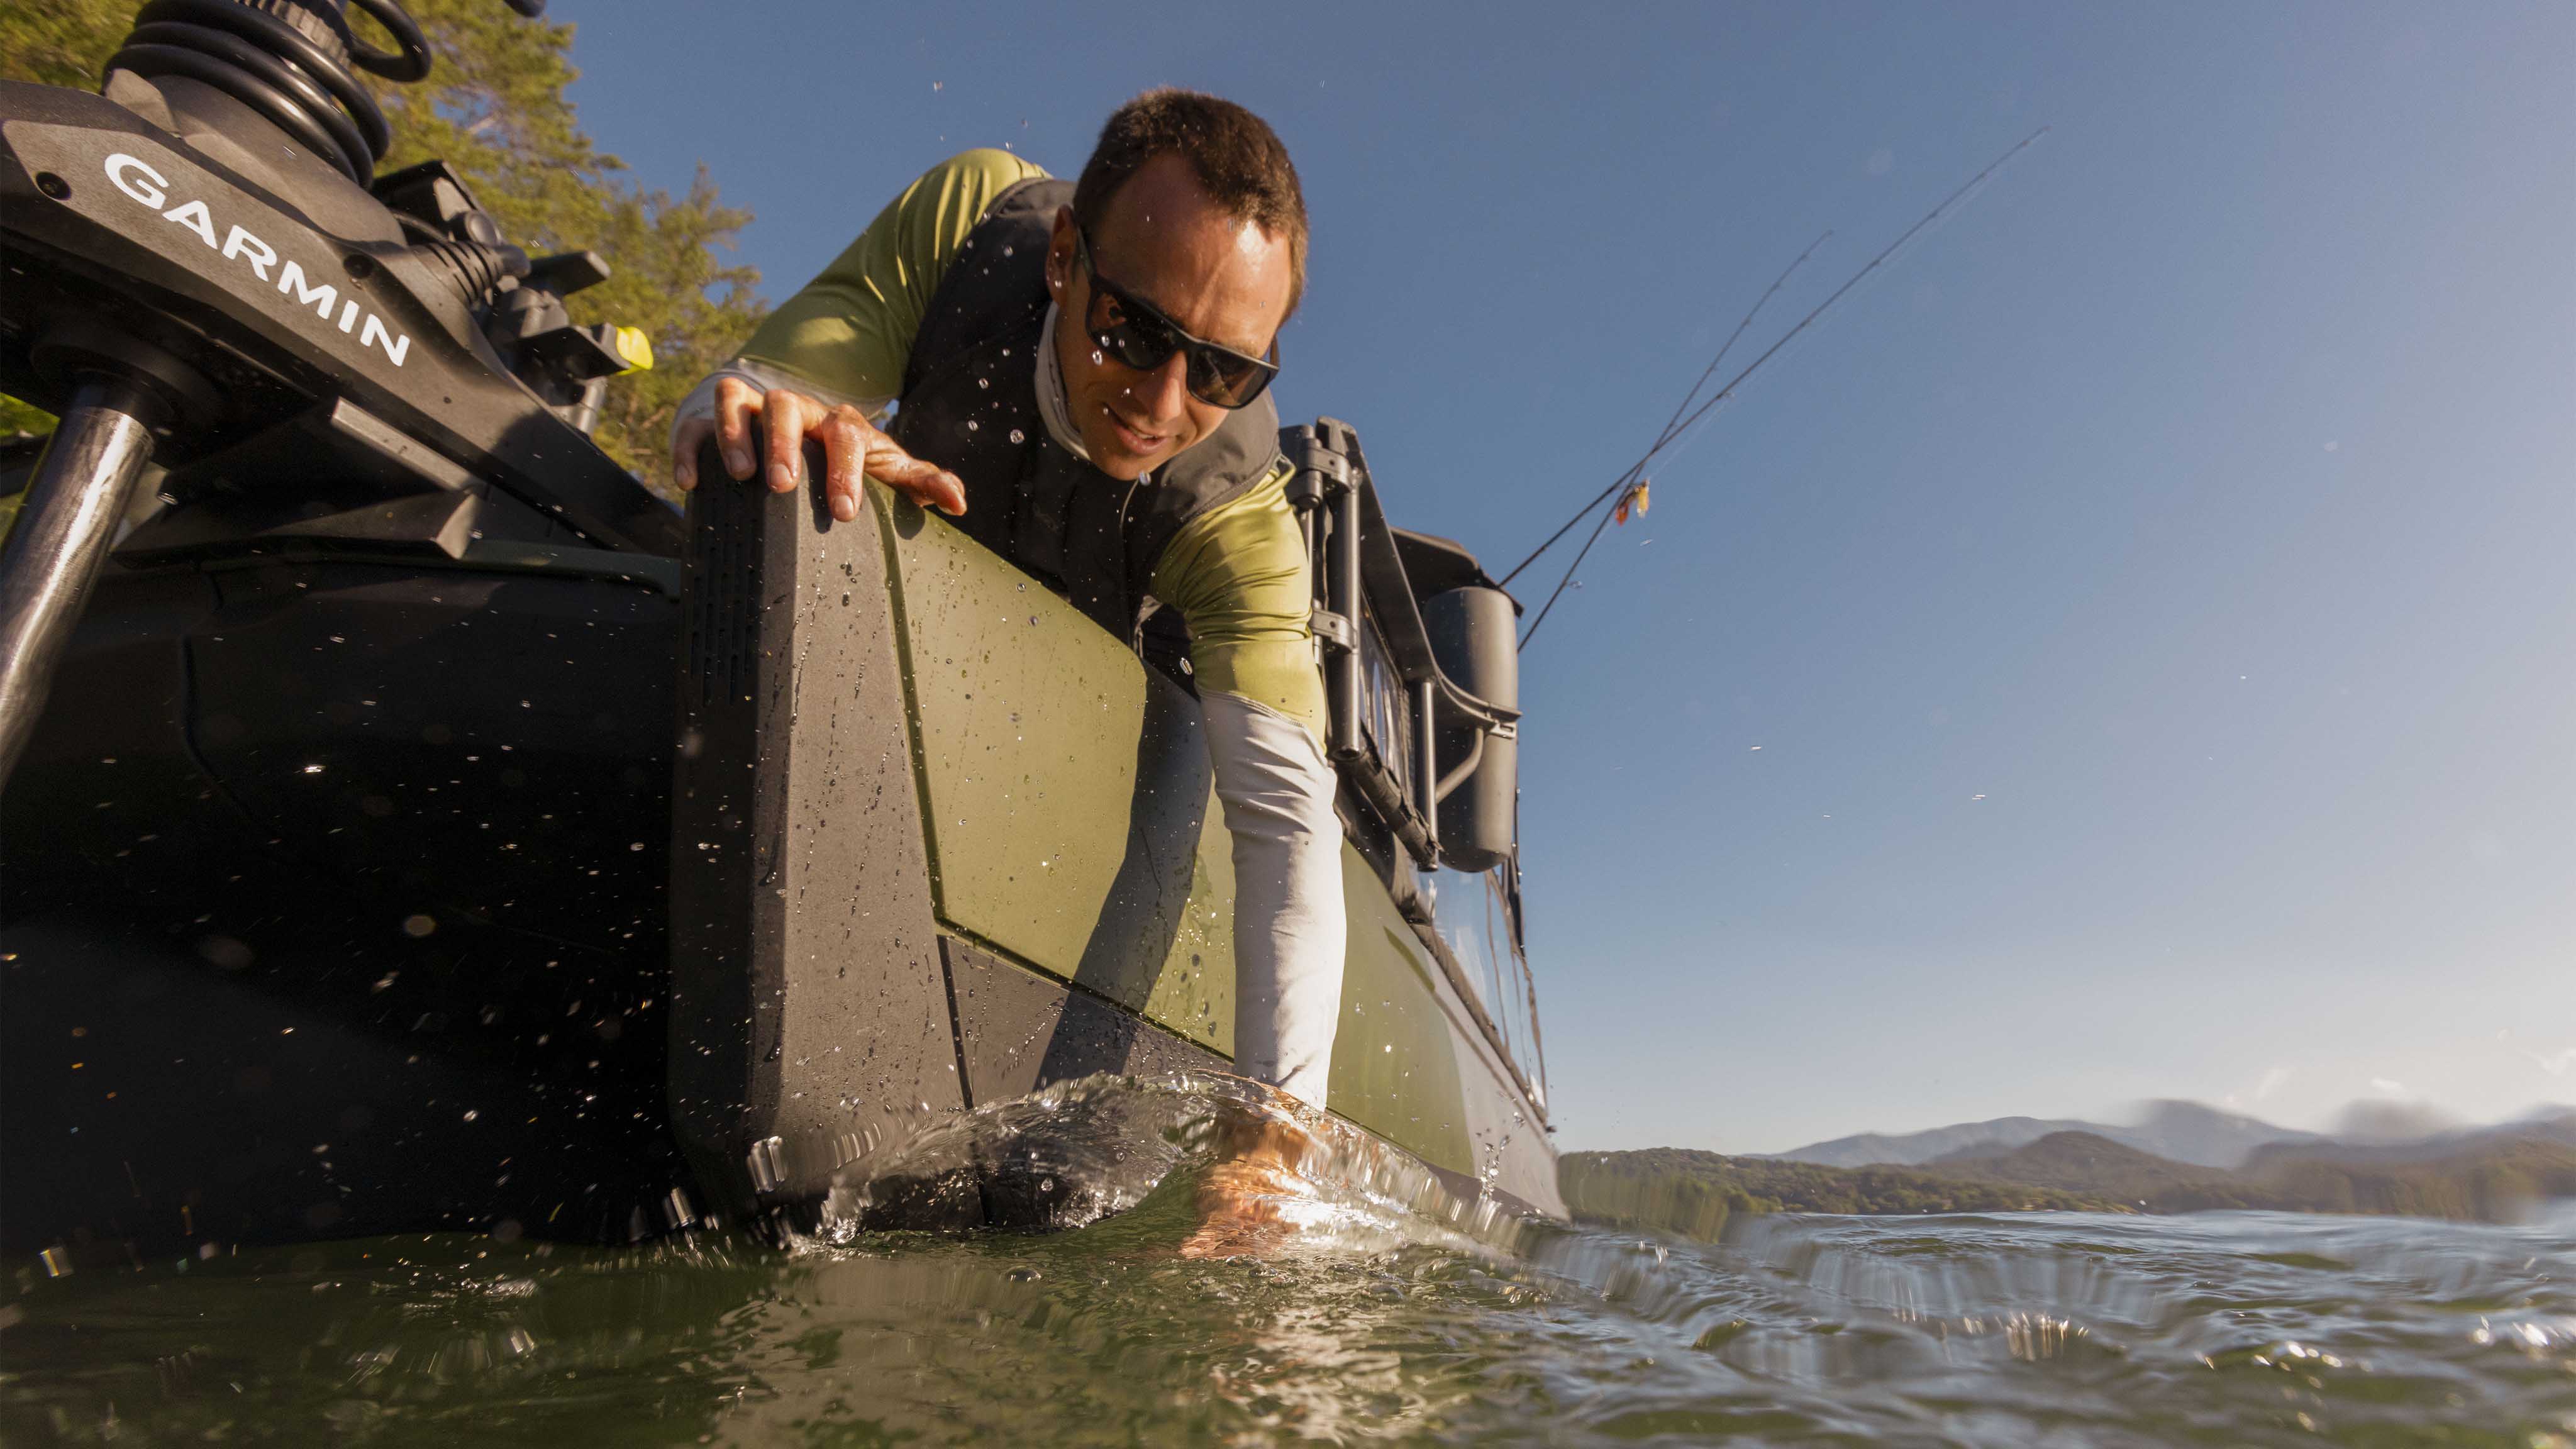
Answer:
[{"left": 891, "top": 177, "right": 1282, "bottom": 640}]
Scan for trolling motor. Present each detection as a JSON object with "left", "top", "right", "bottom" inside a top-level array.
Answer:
[{"left": 0, "top": 0, "right": 673, "bottom": 782}]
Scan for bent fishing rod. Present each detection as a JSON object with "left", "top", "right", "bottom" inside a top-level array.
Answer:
[{"left": 1511, "top": 125, "right": 2050, "bottom": 652}]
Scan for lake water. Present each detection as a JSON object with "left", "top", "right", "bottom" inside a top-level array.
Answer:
[{"left": 5, "top": 1077, "right": 2571, "bottom": 1446}]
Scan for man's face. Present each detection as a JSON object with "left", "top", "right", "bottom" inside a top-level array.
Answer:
[{"left": 1046, "top": 155, "right": 1295, "bottom": 480}]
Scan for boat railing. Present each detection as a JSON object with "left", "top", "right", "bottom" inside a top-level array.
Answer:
[
  {"left": 1282, "top": 419, "right": 1520, "bottom": 868},
  {"left": 1283, "top": 417, "right": 1548, "bottom": 1118}
]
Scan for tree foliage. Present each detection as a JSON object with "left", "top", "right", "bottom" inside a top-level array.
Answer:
[
  {"left": 0, "top": 0, "right": 765, "bottom": 494},
  {"left": 0, "top": 3, "right": 133, "bottom": 91}
]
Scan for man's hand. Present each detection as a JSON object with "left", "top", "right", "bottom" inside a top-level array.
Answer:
[{"left": 672, "top": 377, "right": 967, "bottom": 521}]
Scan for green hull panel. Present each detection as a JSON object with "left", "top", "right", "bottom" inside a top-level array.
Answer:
[
  {"left": 878, "top": 493, "right": 1497, "bottom": 1184},
  {"left": 879, "top": 494, "right": 1238, "bottom": 1050}
]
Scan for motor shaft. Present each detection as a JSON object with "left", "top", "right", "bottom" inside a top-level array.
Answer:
[{"left": 0, "top": 379, "right": 165, "bottom": 787}]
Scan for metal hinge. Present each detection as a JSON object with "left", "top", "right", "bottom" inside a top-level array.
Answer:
[{"left": 1308, "top": 607, "right": 1355, "bottom": 653}]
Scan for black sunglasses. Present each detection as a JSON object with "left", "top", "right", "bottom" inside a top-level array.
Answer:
[{"left": 1074, "top": 225, "right": 1280, "bottom": 410}]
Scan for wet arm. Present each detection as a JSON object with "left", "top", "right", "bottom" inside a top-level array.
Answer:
[{"left": 1154, "top": 470, "right": 1346, "bottom": 1110}]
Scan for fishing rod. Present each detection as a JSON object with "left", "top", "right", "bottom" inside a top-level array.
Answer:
[
  {"left": 1512, "top": 126, "right": 2051, "bottom": 652},
  {"left": 1502, "top": 230, "right": 1830, "bottom": 653},
  {"left": 1497, "top": 229, "right": 1830, "bottom": 591}
]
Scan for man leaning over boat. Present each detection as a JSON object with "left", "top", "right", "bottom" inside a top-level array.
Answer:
[{"left": 669, "top": 93, "right": 1346, "bottom": 1145}]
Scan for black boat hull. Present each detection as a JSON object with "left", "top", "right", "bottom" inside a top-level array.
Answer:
[{"left": 3, "top": 549, "right": 692, "bottom": 1252}]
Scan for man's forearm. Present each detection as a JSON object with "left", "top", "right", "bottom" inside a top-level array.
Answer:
[{"left": 1201, "top": 690, "right": 1346, "bottom": 1112}]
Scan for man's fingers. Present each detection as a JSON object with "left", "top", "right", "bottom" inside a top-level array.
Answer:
[
  {"left": 671, "top": 415, "right": 712, "bottom": 491},
  {"left": 713, "top": 379, "right": 760, "bottom": 480},
  {"left": 818, "top": 415, "right": 869, "bottom": 523},
  {"left": 700, "top": 389, "right": 963, "bottom": 518},
  {"left": 817, "top": 413, "right": 962, "bottom": 521},
  {"left": 918, "top": 469, "right": 969, "bottom": 517},
  {"left": 762, "top": 392, "right": 809, "bottom": 494},
  {"left": 867, "top": 443, "right": 968, "bottom": 516},
  {"left": 863, "top": 434, "right": 957, "bottom": 509}
]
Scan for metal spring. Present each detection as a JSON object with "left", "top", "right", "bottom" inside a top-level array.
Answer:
[{"left": 101, "top": 1, "right": 539, "bottom": 186}]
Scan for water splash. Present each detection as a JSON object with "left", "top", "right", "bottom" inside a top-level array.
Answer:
[{"left": 802, "top": 1070, "right": 1539, "bottom": 1259}]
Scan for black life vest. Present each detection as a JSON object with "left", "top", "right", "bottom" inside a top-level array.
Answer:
[{"left": 888, "top": 178, "right": 1282, "bottom": 641}]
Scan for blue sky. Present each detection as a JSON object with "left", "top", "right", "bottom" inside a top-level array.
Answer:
[{"left": 553, "top": 1, "right": 2573, "bottom": 1153}]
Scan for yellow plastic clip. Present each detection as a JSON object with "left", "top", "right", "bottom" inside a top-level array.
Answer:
[{"left": 610, "top": 326, "right": 654, "bottom": 375}]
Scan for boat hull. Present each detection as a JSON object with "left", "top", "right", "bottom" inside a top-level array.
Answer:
[
  {"left": 1, "top": 479, "right": 1561, "bottom": 1258},
  {"left": 1, "top": 550, "right": 691, "bottom": 1250}
]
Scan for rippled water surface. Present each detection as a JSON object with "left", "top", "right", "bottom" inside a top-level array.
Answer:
[{"left": 6, "top": 1082, "right": 2572, "bottom": 1446}]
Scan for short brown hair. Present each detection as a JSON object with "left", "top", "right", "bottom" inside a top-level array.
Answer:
[{"left": 1074, "top": 89, "right": 1309, "bottom": 318}]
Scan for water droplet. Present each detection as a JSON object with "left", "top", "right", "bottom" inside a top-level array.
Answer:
[
  {"left": 1008, "top": 428, "right": 1025, "bottom": 443},
  {"left": 965, "top": 420, "right": 979, "bottom": 432},
  {"left": 977, "top": 377, "right": 989, "bottom": 389},
  {"left": 1090, "top": 350, "right": 1104, "bottom": 365},
  {"left": 1001, "top": 245, "right": 1014, "bottom": 257}
]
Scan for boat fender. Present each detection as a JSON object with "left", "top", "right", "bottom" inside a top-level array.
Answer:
[{"left": 1423, "top": 585, "right": 1518, "bottom": 872}]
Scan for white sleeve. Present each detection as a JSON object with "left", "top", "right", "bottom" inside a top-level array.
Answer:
[
  {"left": 667, "top": 357, "right": 896, "bottom": 458},
  {"left": 1200, "top": 691, "right": 1348, "bottom": 1113}
]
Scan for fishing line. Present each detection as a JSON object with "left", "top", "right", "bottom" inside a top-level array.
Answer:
[
  {"left": 1511, "top": 126, "right": 2050, "bottom": 652},
  {"left": 1512, "top": 480, "right": 1625, "bottom": 650},
  {"left": 1499, "top": 231, "right": 1830, "bottom": 590}
]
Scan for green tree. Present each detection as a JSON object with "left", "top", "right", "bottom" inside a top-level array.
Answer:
[
  {"left": 0, "top": 0, "right": 765, "bottom": 495},
  {"left": 0, "top": 3, "right": 131, "bottom": 90}
]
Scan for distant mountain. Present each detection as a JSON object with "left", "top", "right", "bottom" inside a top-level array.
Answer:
[
  {"left": 2329, "top": 1099, "right": 2466, "bottom": 1144},
  {"left": 1933, "top": 1126, "right": 2576, "bottom": 1219},
  {"left": 2246, "top": 1104, "right": 2576, "bottom": 1170},
  {"left": 1766, "top": 1116, "right": 2102, "bottom": 1170},
  {"left": 2517, "top": 1105, "right": 2576, "bottom": 1147},
  {"left": 1560, "top": 1147, "right": 2125, "bottom": 1240},
  {"left": 1574, "top": 1125, "right": 2576, "bottom": 1235},
  {"left": 1930, "top": 1131, "right": 2293, "bottom": 1213},
  {"left": 1555, "top": 1124, "right": 2576, "bottom": 1237},
  {"left": 1770, "top": 1101, "right": 2316, "bottom": 1171},
  {"left": 2115, "top": 1100, "right": 2323, "bottom": 1169}
]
